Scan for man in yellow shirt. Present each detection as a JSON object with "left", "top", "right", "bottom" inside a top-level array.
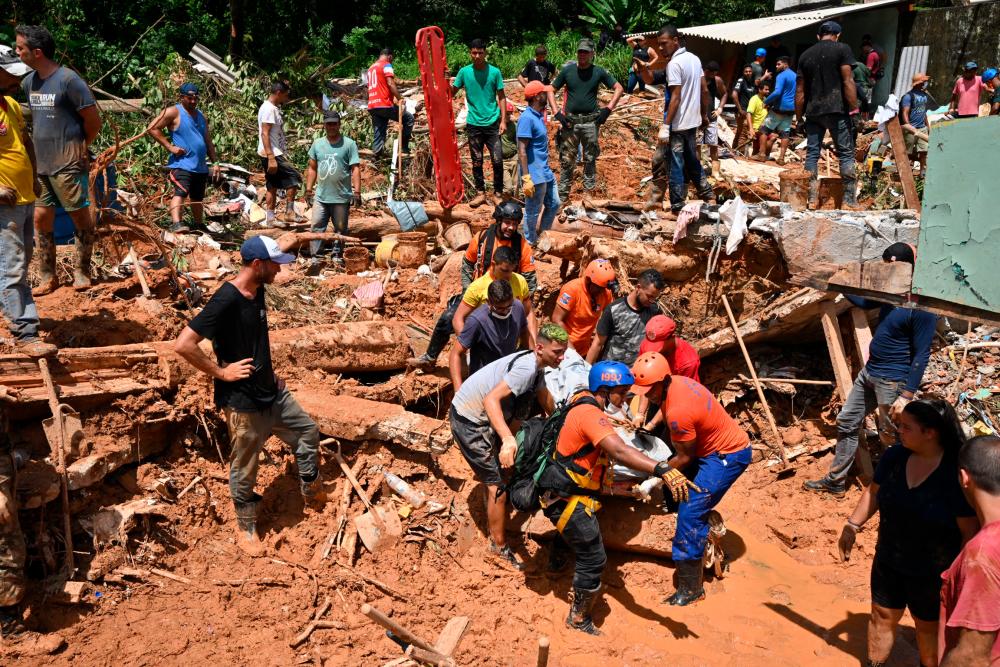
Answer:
[
  {"left": 746, "top": 82, "right": 770, "bottom": 156},
  {"left": 0, "top": 46, "right": 55, "bottom": 358},
  {"left": 453, "top": 246, "right": 537, "bottom": 348}
]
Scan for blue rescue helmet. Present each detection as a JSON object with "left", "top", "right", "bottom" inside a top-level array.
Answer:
[
  {"left": 983, "top": 68, "right": 999, "bottom": 84},
  {"left": 755, "top": 48, "right": 767, "bottom": 58},
  {"left": 588, "top": 361, "right": 635, "bottom": 393}
]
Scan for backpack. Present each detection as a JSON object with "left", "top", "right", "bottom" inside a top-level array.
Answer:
[{"left": 504, "top": 394, "right": 600, "bottom": 513}]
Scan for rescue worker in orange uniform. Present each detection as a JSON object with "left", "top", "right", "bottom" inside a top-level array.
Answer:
[
  {"left": 537, "top": 360, "right": 696, "bottom": 634},
  {"left": 551, "top": 259, "right": 617, "bottom": 356},
  {"left": 630, "top": 352, "right": 752, "bottom": 606}
]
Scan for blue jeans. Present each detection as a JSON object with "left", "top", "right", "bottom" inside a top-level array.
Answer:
[
  {"left": 826, "top": 366, "right": 903, "bottom": 484},
  {"left": 369, "top": 105, "right": 414, "bottom": 156},
  {"left": 0, "top": 203, "right": 39, "bottom": 340},
  {"left": 804, "top": 113, "right": 857, "bottom": 204},
  {"left": 668, "top": 128, "right": 713, "bottom": 212},
  {"left": 673, "top": 446, "right": 751, "bottom": 563},
  {"left": 626, "top": 72, "right": 645, "bottom": 94},
  {"left": 309, "top": 201, "right": 350, "bottom": 256},
  {"left": 521, "top": 178, "right": 560, "bottom": 245}
]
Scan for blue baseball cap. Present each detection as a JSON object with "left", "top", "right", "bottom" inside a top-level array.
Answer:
[
  {"left": 179, "top": 82, "right": 200, "bottom": 96},
  {"left": 240, "top": 236, "right": 295, "bottom": 264},
  {"left": 818, "top": 20, "right": 842, "bottom": 35},
  {"left": 755, "top": 48, "right": 766, "bottom": 57},
  {"left": 964, "top": 61, "right": 978, "bottom": 71}
]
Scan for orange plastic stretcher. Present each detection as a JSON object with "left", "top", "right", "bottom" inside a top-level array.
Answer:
[{"left": 415, "top": 26, "right": 464, "bottom": 209}]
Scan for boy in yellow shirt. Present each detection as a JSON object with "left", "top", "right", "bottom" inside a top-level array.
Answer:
[{"left": 746, "top": 82, "right": 770, "bottom": 156}]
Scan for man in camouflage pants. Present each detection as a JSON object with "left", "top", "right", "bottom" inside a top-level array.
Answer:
[
  {"left": 552, "top": 39, "right": 623, "bottom": 199},
  {"left": 0, "top": 425, "right": 27, "bottom": 638}
]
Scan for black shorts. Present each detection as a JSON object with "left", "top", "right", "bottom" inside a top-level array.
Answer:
[
  {"left": 449, "top": 406, "right": 502, "bottom": 487},
  {"left": 870, "top": 557, "right": 941, "bottom": 622},
  {"left": 261, "top": 155, "right": 302, "bottom": 190},
  {"left": 169, "top": 169, "right": 208, "bottom": 201}
]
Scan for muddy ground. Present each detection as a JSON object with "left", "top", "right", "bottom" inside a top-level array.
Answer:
[{"left": 1, "top": 83, "right": 957, "bottom": 666}]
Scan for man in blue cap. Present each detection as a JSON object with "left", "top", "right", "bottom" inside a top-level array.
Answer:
[
  {"left": 751, "top": 47, "right": 770, "bottom": 88},
  {"left": 984, "top": 68, "right": 1000, "bottom": 115},
  {"left": 796, "top": 20, "right": 859, "bottom": 207},
  {"left": 147, "top": 82, "right": 222, "bottom": 232},
  {"left": 174, "top": 235, "right": 321, "bottom": 555},
  {"left": 949, "top": 62, "right": 986, "bottom": 118}
]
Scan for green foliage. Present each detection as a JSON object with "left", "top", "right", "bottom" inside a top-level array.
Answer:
[{"left": 580, "top": 0, "right": 677, "bottom": 32}]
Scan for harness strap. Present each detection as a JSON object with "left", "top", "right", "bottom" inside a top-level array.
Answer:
[{"left": 555, "top": 495, "right": 602, "bottom": 533}]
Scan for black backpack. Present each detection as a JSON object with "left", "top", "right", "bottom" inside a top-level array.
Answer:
[{"left": 504, "top": 395, "right": 600, "bottom": 513}]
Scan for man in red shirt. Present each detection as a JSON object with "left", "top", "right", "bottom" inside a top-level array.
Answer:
[
  {"left": 939, "top": 435, "right": 1000, "bottom": 666},
  {"left": 367, "top": 48, "right": 414, "bottom": 157},
  {"left": 631, "top": 352, "right": 752, "bottom": 606},
  {"left": 639, "top": 315, "right": 700, "bottom": 381}
]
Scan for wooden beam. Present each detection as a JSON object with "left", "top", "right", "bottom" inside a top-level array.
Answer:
[
  {"left": 849, "top": 307, "right": 873, "bottom": 366},
  {"left": 820, "top": 301, "right": 853, "bottom": 401},
  {"left": 885, "top": 116, "right": 921, "bottom": 212}
]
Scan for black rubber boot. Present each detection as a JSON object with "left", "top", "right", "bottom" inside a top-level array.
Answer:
[
  {"left": 32, "top": 232, "right": 58, "bottom": 296},
  {"left": 566, "top": 585, "right": 601, "bottom": 635},
  {"left": 667, "top": 559, "right": 705, "bottom": 606},
  {"left": 72, "top": 226, "right": 96, "bottom": 290},
  {"left": 233, "top": 500, "right": 264, "bottom": 556},
  {"left": 842, "top": 176, "right": 859, "bottom": 207},
  {"left": 807, "top": 175, "right": 820, "bottom": 209}
]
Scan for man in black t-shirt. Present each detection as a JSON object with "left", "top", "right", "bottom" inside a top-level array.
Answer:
[
  {"left": 585, "top": 269, "right": 664, "bottom": 366},
  {"left": 795, "top": 21, "right": 859, "bottom": 207},
  {"left": 517, "top": 45, "right": 557, "bottom": 88},
  {"left": 174, "top": 235, "right": 320, "bottom": 555}
]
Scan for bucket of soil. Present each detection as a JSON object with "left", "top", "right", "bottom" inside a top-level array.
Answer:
[
  {"left": 396, "top": 232, "right": 428, "bottom": 268},
  {"left": 443, "top": 222, "right": 472, "bottom": 251},
  {"left": 343, "top": 246, "right": 371, "bottom": 274},
  {"left": 778, "top": 168, "right": 810, "bottom": 210}
]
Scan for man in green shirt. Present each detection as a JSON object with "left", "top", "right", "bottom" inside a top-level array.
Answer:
[
  {"left": 452, "top": 38, "right": 507, "bottom": 206},
  {"left": 304, "top": 111, "right": 361, "bottom": 266},
  {"left": 552, "top": 39, "right": 624, "bottom": 200}
]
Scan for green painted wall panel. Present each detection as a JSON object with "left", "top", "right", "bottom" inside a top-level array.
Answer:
[{"left": 912, "top": 117, "right": 1000, "bottom": 312}]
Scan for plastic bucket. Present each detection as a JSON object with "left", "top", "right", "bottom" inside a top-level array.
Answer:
[
  {"left": 343, "top": 246, "right": 371, "bottom": 274},
  {"left": 396, "top": 231, "right": 428, "bottom": 268},
  {"left": 375, "top": 235, "right": 399, "bottom": 268},
  {"left": 443, "top": 222, "right": 472, "bottom": 251}
]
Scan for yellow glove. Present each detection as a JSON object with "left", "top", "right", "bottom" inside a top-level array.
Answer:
[
  {"left": 660, "top": 467, "right": 702, "bottom": 503},
  {"left": 521, "top": 174, "right": 535, "bottom": 198}
]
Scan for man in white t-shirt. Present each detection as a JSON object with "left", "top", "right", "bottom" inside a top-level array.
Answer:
[
  {"left": 257, "top": 81, "right": 303, "bottom": 227},
  {"left": 656, "top": 25, "right": 715, "bottom": 217},
  {"left": 448, "top": 323, "right": 568, "bottom": 569}
]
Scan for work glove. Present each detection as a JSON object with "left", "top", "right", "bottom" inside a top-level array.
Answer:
[
  {"left": 654, "top": 463, "right": 701, "bottom": 503},
  {"left": 521, "top": 174, "right": 535, "bottom": 198},
  {"left": 657, "top": 123, "right": 671, "bottom": 144},
  {"left": 554, "top": 112, "right": 570, "bottom": 129},
  {"left": 597, "top": 107, "right": 611, "bottom": 125},
  {"left": 890, "top": 395, "right": 912, "bottom": 421},
  {"left": 499, "top": 435, "right": 519, "bottom": 468},
  {"left": 838, "top": 522, "right": 858, "bottom": 562}
]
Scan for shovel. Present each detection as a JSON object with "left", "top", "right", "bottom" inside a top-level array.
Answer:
[
  {"left": 322, "top": 439, "right": 401, "bottom": 552},
  {"left": 38, "top": 358, "right": 78, "bottom": 575}
]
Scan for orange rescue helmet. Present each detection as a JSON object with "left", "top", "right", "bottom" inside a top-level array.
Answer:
[
  {"left": 583, "top": 259, "right": 616, "bottom": 288},
  {"left": 630, "top": 351, "right": 671, "bottom": 395}
]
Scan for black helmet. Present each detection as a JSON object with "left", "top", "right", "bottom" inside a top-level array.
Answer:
[{"left": 493, "top": 200, "right": 523, "bottom": 221}]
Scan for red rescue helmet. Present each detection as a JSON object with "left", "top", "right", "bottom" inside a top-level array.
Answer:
[
  {"left": 583, "top": 259, "right": 616, "bottom": 288},
  {"left": 630, "top": 352, "right": 672, "bottom": 395}
]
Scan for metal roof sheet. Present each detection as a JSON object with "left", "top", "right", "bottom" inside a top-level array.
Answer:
[{"left": 628, "top": 0, "right": 904, "bottom": 45}]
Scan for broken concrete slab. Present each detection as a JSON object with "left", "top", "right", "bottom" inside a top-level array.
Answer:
[{"left": 294, "top": 391, "right": 451, "bottom": 453}]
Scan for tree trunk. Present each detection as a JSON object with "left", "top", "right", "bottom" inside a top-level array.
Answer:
[
  {"left": 586, "top": 237, "right": 700, "bottom": 281},
  {"left": 228, "top": 0, "right": 246, "bottom": 61}
]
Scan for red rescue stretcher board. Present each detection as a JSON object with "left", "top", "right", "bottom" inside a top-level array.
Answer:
[{"left": 415, "top": 26, "right": 464, "bottom": 209}]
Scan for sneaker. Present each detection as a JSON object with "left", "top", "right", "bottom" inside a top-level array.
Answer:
[
  {"left": 406, "top": 353, "right": 434, "bottom": 368},
  {"left": 803, "top": 477, "right": 847, "bottom": 497},
  {"left": 168, "top": 221, "right": 190, "bottom": 233},
  {"left": 489, "top": 540, "right": 524, "bottom": 571}
]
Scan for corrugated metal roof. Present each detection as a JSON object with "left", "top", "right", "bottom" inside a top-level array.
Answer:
[{"left": 628, "top": 0, "right": 905, "bottom": 46}]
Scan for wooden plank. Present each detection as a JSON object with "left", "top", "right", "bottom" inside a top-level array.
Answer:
[
  {"left": 885, "top": 116, "right": 921, "bottom": 211},
  {"left": 820, "top": 301, "right": 853, "bottom": 401},
  {"left": 433, "top": 616, "right": 471, "bottom": 657},
  {"left": 861, "top": 261, "right": 912, "bottom": 295},
  {"left": 849, "top": 307, "right": 873, "bottom": 365}
]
